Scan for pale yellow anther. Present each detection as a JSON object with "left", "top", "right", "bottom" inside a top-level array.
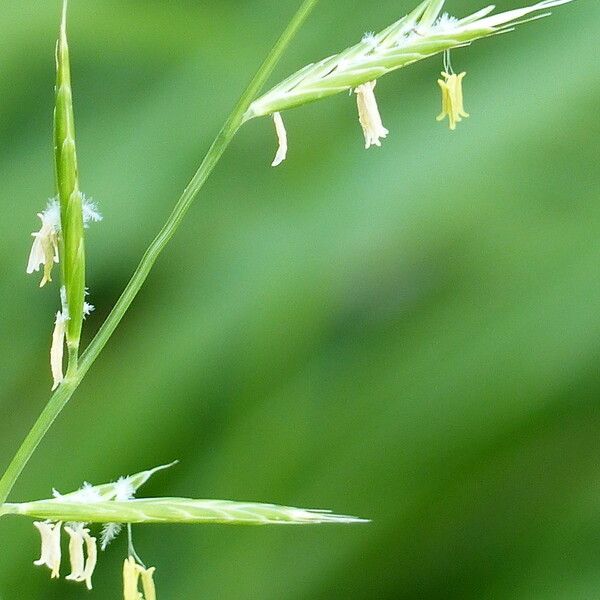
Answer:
[
  {"left": 27, "top": 213, "right": 59, "bottom": 287},
  {"left": 123, "top": 556, "right": 158, "bottom": 600},
  {"left": 271, "top": 112, "right": 288, "bottom": 167},
  {"left": 123, "top": 557, "right": 142, "bottom": 600},
  {"left": 138, "top": 565, "right": 157, "bottom": 600},
  {"left": 64, "top": 525, "right": 97, "bottom": 589},
  {"left": 33, "top": 521, "right": 62, "bottom": 579},
  {"left": 354, "top": 80, "right": 389, "bottom": 149},
  {"left": 65, "top": 525, "right": 86, "bottom": 582},
  {"left": 82, "top": 530, "right": 98, "bottom": 590},
  {"left": 33, "top": 522, "right": 53, "bottom": 568},
  {"left": 436, "top": 71, "right": 469, "bottom": 130},
  {"left": 50, "top": 312, "right": 67, "bottom": 391},
  {"left": 49, "top": 521, "right": 62, "bottom": 579}
]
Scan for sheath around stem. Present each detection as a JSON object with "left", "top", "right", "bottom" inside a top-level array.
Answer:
[{"left": 55, "top": 0, "right": 85, "bottom": 354}]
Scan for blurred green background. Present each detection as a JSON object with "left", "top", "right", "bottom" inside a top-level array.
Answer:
[{"left": 1, "top": 0, "right": 598, "bottom": 598}]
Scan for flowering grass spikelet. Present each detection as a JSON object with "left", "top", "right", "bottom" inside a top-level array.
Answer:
[
  {"left": 244, "top": 0, "right": 575, "bottom": 161},
  {"left": 5, "top": 463, "right": 368, "bottom": 526},
  {"left": 436, "top": 70, "right": 468, "bottom": 129},
  {"left": 0, "top": 1, "right": 581, "bottom": 597},
  {"left": 29, "top": 1, "right": 104, "bottom": 390},
  {"left": 11, "top": 496, "right": 369, "bottom": 525},
  {"left": 54, "top": 0, "right": 86, "bottom": 356},
  {"left": 1, "top": 462, "right": 367, "bottom": 598}
]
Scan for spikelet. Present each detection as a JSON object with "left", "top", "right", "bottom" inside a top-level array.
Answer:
[
  {"left": 5, "top": 462, "right": 368, "bottom": 526},
  {"left": 54, "top": 0, "right": 86, "bottom": 356},
  {"left": 245, "top": 0, "right": 575, "bottom": 120}
]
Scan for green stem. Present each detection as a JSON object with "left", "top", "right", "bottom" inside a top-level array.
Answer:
[
  {"left": 0, "top": 0, "right": 319, "bottom": 507},
  {"left": 0, "top": 504, "right": 17, "bottom": 517},
  {"left": 67, "top": 345, "right": 79, "bottom": 377}
]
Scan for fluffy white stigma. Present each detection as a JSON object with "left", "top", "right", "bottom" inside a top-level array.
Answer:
[
  {"left": 82, "top": 195, "right": 103, "bottom": 228},
  {"left": 114, "top": 476, "right": 135, "bottom": 501},
  {"left": 361, "top": 31, "right": 378, "bottom": 48},
  {"left": 100, "top": 522, "right": 123, "bottom": 551},
  {"left": 434, "top": 12, "right": 459, "bottom": 32}
]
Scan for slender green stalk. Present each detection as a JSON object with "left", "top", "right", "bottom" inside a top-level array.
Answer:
[
  {"left": 0, "top": 0, "right": 319, "bottom": 507},
  {"left": 0, "top": 380, "right": 76, "bottom": 504}
]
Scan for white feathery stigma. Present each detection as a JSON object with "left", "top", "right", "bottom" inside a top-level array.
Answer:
[
  {"left": 82, "top": 195, "right": 103, "bottom": 227},
  {"left": 114, "top": 476, "right": 136, "bottom": 501},
  {"left": 100, "top": 522, "right": 123, "bottom": 551},
  {"left": 76, "top": 482, "right": 103, "bottom": 503},
  {"left": 361, "top": 31, "right": 378, "bottom": 49},
  {"left": 101, "top": 476, "right": 135, "bottom": 549},
  {"left": 434, "top": 12, "right": 459, "bottom": 32}
]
